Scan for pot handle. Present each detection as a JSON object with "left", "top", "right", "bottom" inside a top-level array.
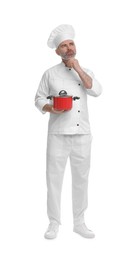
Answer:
[
  {"left": 47, "top": 95, "right": 53, "bottom": 100},
  {"left": 73, "top": 96, "right": 80, "bottom": 100},
  {"left": 59, "top": 90, "right": 67, "bottom": 96}
]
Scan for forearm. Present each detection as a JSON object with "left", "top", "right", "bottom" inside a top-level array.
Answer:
[
  {"left": 64, "top": 58, "right": 92, "bottom": 89},
  {"left": 42, "top": 104, "right": 64, "bottom": 114},
  {"left": 75, "top": 67, "right": 92, "bottom": 89}
]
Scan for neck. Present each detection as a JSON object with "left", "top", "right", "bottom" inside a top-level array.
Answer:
[
  {"left": 62, "top": 59, "right": 72, "bottom": 67},
  {"left": 62, "top": 59, "right": 67, "bottom": 66}
]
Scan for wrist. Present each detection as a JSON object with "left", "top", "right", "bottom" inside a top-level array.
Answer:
[
  {"left": 43, "top": 104, "right": 53, "bottom": 113},
  {"left": 72, "top": 59, "right": 80, "bottom": 70}
]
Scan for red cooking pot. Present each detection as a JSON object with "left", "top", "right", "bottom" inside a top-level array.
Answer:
[{"left": 47, "top": 90, "right": 80, "bottom": 111}]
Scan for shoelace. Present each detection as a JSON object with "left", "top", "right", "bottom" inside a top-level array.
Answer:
[{"left": 47, "top": 222, "right": 59, "bottom": 232}]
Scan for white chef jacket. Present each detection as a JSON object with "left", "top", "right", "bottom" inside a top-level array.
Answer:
[{"left": 35, "top": 62, "right": 102, "bottom": 134}]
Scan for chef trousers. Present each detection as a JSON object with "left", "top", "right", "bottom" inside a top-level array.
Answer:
[{"left": 46, "top": 134, "right": 92, "bottom": 226}]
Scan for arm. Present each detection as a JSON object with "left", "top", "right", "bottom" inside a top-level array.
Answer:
[
  {"left": 73, "top": 62, "right": 93, "bottom": 89},
  {"left": 65, "top": 58, "right": 102, "bottom": 97},
  {"left": 42, "top": 104, "right": 64, "bottom": 114},
  {"left": 64, "top": 59, "right": 92, "bottom": 89},
  {"left": 35, "top": 72, "right": 64, "bottom": 114},
  {"left": 35, "top": 72, "right": 49, "bottom": 114}
]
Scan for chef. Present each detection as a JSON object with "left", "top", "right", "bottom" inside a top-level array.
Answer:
[{"left": 35, "top": 24, "right": 102, "bottom": 239}]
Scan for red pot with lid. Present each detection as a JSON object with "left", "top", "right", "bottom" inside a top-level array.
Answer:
[{"left": 47, "top": 90, "right": 80, "bottom": 111}]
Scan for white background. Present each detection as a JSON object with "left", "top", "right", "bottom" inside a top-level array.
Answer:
[{"left": 0, "top": 0, "right": 133, "bottom": 259}]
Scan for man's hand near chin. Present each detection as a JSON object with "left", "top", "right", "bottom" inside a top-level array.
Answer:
[
  {"left": 64, "top": 58, "right": 92, "bottom": 89},
  {"left": 64, "top": 58, "right": 81, "bottom": 72}
]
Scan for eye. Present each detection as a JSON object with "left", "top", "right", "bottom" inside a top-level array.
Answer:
[{"left": 61, "top": 44, "right": 67, "bottom": 48}]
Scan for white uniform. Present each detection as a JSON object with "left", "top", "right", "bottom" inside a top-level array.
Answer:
[{"left": 35, "top": 62, "right": 102, "bottom": 225}]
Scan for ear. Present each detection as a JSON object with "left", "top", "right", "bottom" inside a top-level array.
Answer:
[{"left": 55, "top": 48, "right": 60, "bottom": 56}]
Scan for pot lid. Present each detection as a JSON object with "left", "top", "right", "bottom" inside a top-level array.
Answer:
[{"left": 56, "top": 90, "right": 72, "bottom": 97}]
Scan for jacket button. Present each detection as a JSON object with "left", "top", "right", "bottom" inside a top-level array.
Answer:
[
  {"left": 78, "top": 83, "right": 80, "bottom": 85},
  {"left": 78, "top": 110, "right": 80, "bottom": 113},
  {"left": 77, "top": 124, "right": 79, "bottom": 126},
  {"left": 69, "top": 68, "right": 71, "bottom": 70}
]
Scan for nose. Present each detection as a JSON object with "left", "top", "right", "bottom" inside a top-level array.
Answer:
[{"left": 67, "top": 45, "right": 72, "bottom": 51}]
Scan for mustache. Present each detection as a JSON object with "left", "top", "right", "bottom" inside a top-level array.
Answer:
[
  {"left": 66, "top": 50, "right": 74, "bottom": 54},
  {"left": 61, "top": 51, "right": 76, "bottom": 60}
]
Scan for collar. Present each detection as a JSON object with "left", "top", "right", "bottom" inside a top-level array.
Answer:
[{"left": 61, "top": 61, "right": 72, "bottom": 71}]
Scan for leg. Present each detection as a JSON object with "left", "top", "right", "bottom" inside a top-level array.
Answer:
[
  {"left": 46, "top": 134, "right": 71, "bottom": 225},
  {"left": 70, "top": 134, "right": 92, "bottom": 226}
]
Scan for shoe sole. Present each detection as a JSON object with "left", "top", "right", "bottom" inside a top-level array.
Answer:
[
  {"left": 44, "top": 235, "right": 57, "bottom": 239},
  {"left": 44, "top": 231, "right": 58, "bottom": 239},
  {"left": 73, "top": 230, "right": 95, "bottom": 239},
  {"left": 44, "top": 234, "right": 57, "bottom": 239}
]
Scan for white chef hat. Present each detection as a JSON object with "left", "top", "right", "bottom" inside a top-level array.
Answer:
[{"left": 47, "top": 24, "right": 75, "bottom": 49}]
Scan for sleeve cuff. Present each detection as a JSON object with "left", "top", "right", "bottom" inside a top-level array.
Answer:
[
  {"left": 35, "top": 99, "right": 48, "bottom": 114},
  {"left": 86, "top": 78, "right": 102, "bottom": 97}
]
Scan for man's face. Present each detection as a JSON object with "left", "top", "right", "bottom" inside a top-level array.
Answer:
[{"left": 56, "top": 40, "right": 76, "bottom": 60}]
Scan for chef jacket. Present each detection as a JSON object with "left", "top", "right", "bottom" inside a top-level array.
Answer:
[{"left": 35, "top": 62, "right": 102, "bottom": 134}]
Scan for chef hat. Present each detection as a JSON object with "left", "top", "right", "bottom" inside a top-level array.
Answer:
[{"left": 47, "top": 24, "right": 75, "bottom": 49}]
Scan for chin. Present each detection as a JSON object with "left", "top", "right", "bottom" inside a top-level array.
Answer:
[{"left": 65, "top": 54, "right": 76, "bottom": 60}]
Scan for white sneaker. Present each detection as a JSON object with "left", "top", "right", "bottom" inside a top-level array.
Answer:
[
  {"left": 73, "top": 223, "right": 95, "bottom": 238},
  {"left": 44, "top": 222, "right": 59, "bottom": 239}
]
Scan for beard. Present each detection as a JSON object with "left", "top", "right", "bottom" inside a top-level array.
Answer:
[{"left": 61, "top": 50, "right": 76, "bottom": 60}]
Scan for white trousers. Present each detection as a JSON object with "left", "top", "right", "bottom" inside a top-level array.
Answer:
[{"left": 46, "top": 134, "right": 92, "bottom": 226}]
